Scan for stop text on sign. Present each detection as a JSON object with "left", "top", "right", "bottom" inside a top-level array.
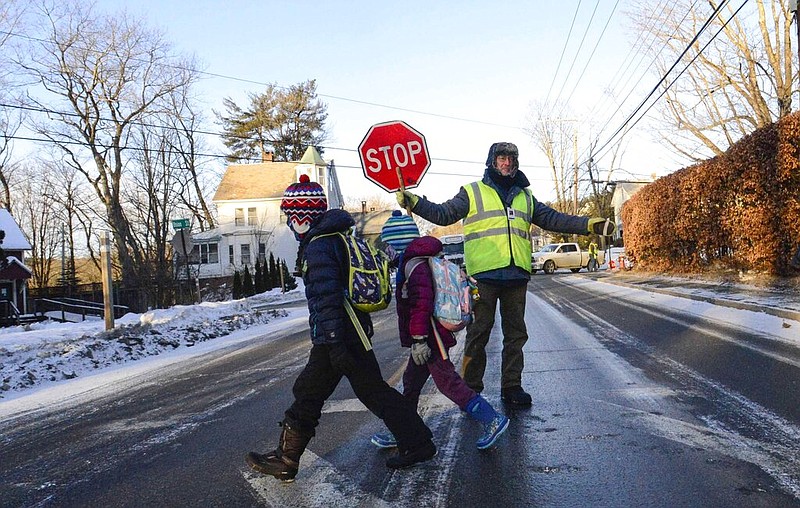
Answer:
[
  {"left": 358, "top": 120, "right": 430, "bottom": 192},
  {"left": 362, "top": 141, "right": 424, "bottom": 173}
]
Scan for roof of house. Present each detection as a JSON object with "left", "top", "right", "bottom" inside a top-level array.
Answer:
[
  {"left": 0, "top": 256, "right": 32, "bottom": 280},
  {"left": 212, "top": 162, "right": 298, "bottom": 202},
  {"left": 213, "top": 147, "right": 329, "bottom": 203},
  {"left": 351, "top": 210, "right": 395, "bottom": 236},
  {"left": 0, "top": 209, "right": 31, "bottom": 250},
  {"left": 299, "top": 146, "right": 326, "bottom": 166}
]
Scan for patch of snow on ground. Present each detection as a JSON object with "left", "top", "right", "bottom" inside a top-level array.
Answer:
[{"left": 0, "top": 284, "right": 306, "bottom": 399}]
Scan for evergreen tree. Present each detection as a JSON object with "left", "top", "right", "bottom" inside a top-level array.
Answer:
[
  {"left": 243, "top": 265, "right": 254, "bottom": 296},
  {"left": 218, "top": 79, "right": 328, "bottom": 162},
  {"left": 281, "top": 259, "right": 298, "bottom": 291},
  {"left": 268, "top": 253, "right": 278, "bottom": 289},
  {"left": 254, "top": 258, "right": 265, "bottom": 293},
  {"left": 232, "top": 270, "right": 242, "bottom": 300},
  {"left": 261, "top": 253, "right": 275, "bottom": 291}
]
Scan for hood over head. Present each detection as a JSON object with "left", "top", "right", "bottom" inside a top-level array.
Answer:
[
  {"left": 485, "top": 142, "right": 519, "bottom": 176},
  {"left": 403, "top": 235, "right": 443, "bottom": 260},
  {"left": 306, "top": 208, "right": 354, "bottom": 238}
]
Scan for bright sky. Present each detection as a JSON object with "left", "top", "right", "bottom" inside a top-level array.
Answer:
[{"left": 96, "top": 0, "right": 680, "bottom": 204}]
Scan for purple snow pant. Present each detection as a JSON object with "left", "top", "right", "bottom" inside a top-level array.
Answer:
[{"left": 401, "top": 347, "right": 476, "bottom": 410}]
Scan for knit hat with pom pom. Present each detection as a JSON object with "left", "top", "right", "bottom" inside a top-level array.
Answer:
[
  {"left": 281, "top": 174, "right": 328, "bottom": 230},
  {"left": 380, "top": 210, "right": 420, "bottom": 254}
]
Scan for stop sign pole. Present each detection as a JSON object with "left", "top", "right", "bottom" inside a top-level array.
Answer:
[{"left": 358, "top": 120, "right": 431, "bottom": 216}]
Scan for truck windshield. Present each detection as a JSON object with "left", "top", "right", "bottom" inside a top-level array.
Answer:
[
  {"left": 442, "top": 243, "right": 464, "bottom": 256},
  {"left": 539, "top": 244, "right": 557, "bottom": 253}
]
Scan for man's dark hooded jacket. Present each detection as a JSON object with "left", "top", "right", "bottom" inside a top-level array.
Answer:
[{"left": 411, "top": 143, "right": 589, "bottom": 282}]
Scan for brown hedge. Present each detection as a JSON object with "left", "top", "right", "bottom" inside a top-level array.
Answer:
[{"left": 622, "top": 111, "right": 800, "bottom": 275}]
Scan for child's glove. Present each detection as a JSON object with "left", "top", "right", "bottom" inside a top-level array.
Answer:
[
  {"left": 396, "top": 191, "right": 420, "bottom": 209},
  {"left": 410, "top": 336, "right": 431, "bottom": 365},
  {"left": 587, "top": 217, "right": 615, "bottom": 236}
]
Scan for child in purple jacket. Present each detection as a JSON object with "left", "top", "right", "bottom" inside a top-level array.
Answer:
[{"left": 372, "top": 231, "right": 509, "bottom": 450}]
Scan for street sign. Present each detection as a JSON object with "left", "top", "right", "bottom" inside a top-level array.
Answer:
[
  {"left": 172, "top": 218, "right": 190, "bottom": 230},
  {"left": 171, "top": 229, "right": 194, "bottom": 257},
  {"left": 358, "top": 120, "right": 431, "bottom": 192}
]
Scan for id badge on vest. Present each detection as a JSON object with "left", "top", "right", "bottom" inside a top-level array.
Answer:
[{"left": 506, "top": 207, "right": 516, "bottom": 221}]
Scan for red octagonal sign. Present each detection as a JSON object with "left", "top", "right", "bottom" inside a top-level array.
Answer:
[{"left": 358, "top": 120, "right": 431, "bottom": 193}]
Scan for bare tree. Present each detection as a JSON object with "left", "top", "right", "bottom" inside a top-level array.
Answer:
[
  {"left": 628, "top": 0, "right": 795, "bottom": 160},
  {"left": 13, "top": 162, "right": 60, "bottom": 288},
  {"left": 0, "top": 1, "right": 27, "bottom": 214},
  {"left": 165, "top": 93, "right": 217, "bottom": 231},
  {"left": 17, "top": 1, "right": 199, "bottom": 309},
  {"left": 0, "top": 112, "right": 22, "bottom": 212},
  {"left": 122, "top": 125, "right": 182, "bottom": 308},
  {"left": 343, "top": 195, "right": 395, "bottom": 214},
  {"left": 526, "top": 104, "right": 576, "bottom": 213}
]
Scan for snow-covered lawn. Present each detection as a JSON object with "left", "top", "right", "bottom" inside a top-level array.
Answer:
[{"left": 0, "top": 284, "right": 306, "bottom": 401}]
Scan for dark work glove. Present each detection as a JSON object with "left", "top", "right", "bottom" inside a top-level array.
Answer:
[
  {"left": 395, "top": 190, "right": 420, "bottom": 209},
  {"left": 329, "top": 342, "right": 357, "bottom": 374},
  {"left": 588, "top": 217, "right": 615, "bottom": 236}
]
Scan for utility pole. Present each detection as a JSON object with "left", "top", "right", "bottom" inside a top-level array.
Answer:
[
  {"left": 60, "top": 224, "right": 65, "bottom": 288},
  {"left": 573, "top": 130, "right": 579, "bottom": 215},
  {"left": 100, "top": 232, "right": 115, "bottom": 331}
]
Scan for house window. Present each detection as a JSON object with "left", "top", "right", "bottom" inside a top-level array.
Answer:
[
  {"left": 229, "top": 245, "right": 234, "bottom": 264},
  {"left": 317, "top": 167, "right": 326, "bottom": 190},
  {"left": 200, "top": 243, "right": 219, "bottom": 264},
  {"left": 187, "top": 245, "right": 200, "bottom": 264},
  {"left": 240, "top": 244, "right": 250, "bottom": 265},
  {"left": 187, "top": 243, "right": 219, "bottom": 264},
  {"left": 235, "top": 208, "right": 245, "bottom": 226},
  {"left": 259, "top": 242, "right": 266, "bottom": 263},
  {"left": 247, "top": 207, "right": 257, "bottom": 226}
]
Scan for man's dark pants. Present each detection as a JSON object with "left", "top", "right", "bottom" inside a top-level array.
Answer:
[{"left": 462, "top": 281, "right": 528, "bottom": 393}]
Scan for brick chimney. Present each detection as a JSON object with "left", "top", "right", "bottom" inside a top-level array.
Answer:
[{"left": 262, "top": 151, "right": 274, "bottom": 162}]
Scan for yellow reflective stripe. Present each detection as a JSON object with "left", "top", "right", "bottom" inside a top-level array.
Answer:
[
  {"left": 464, "top": 209, "right": 506, "bottom": 225},
  {"left": 510, "top": 226, "right": 530, "bottom": 240},
  {"left": 464, "top": 227, "right": 510, "bottom": 241}
]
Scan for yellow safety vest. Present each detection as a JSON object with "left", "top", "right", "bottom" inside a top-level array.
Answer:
[{"left": 463, "top": 182, "right": 534, "bottom": 276}]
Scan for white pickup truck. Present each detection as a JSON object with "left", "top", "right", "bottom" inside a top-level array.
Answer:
[
  {"left": 531, "top": 243, "right": 605, "bottom": 274},
  {"left": 440, "top": 234, "right": 465, "bottom": 267}
]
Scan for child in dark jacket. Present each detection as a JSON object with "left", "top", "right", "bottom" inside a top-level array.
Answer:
[
  {"left": 372, "top": 229, "right": 509, "bottom": 450},
  {"left": 246, "top": 177, "right": 436, "bottom": 482}
]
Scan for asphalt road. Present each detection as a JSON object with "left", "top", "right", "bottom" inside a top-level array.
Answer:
[{"left": 1, "top": 276, "right": 799, "bottom": 507}]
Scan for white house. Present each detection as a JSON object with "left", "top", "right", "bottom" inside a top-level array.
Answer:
[
  {"left": 610, "top": 181, "right": 651, "bottom": 243},
  {"left": 0, "top": 208, "right": 33, "bottom": 314},
  {"left": 188, "top": 147, "right": 343, "bottom": 281}
]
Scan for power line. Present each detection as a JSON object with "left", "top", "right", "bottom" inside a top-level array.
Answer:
[
  {"left": 583, "top": 0, "right": 736, "bottom": 166},
  {"left": 0, "top": 29, "right": 521, "bottom": 130},
  {"left": 549, "top": 0, "right": 602, "bottom": 110},
  {"left": 558, "top": 0, "right": 621, "bottom": 113},
  {"left": 542, "top": 1, "right": 583, "bottom": 110},
  {"left": 587, "top": 0, "right": 701, "bottom": 141},
  {"left": 593, "top": 0, "right": 750, "bottom": 164}
]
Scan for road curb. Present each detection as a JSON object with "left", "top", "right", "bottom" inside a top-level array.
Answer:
[{"left": 597, "top": 275, "right": 800, "bottom": 323}]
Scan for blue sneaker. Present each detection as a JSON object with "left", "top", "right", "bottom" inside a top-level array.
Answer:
[
  {"left": 476, "top": 413, "right": 509, "bottom": 450},
  {"left": 370, "top": 431, "right": 397, "bottom": 449}
]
